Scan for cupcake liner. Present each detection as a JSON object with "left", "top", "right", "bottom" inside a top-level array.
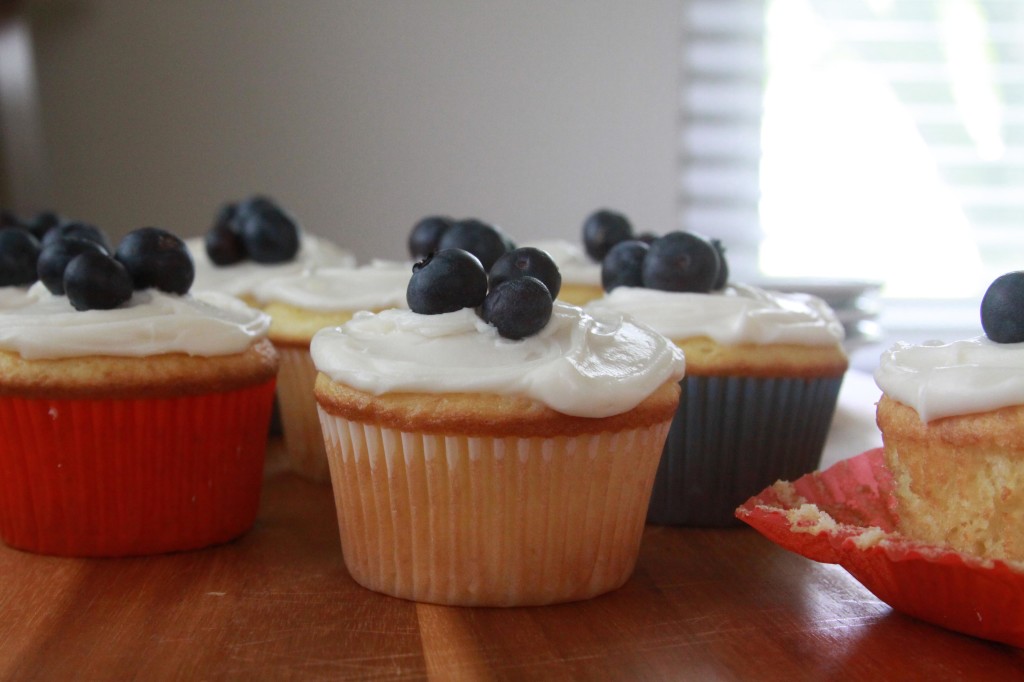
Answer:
[
  {"left": 318, "top": 407, "right": 671, "bottom": 606},
  {"left": 0, "top": 379, "right": 275, "bottom": 557},
  {"left": 275, "top": 345, "right": 331, "bottom": 482},
  {"left": 737, "top": 449, "right": 1024, "bottom": 649},
  {"left": 647, "top": 374, "right": 844, "bottom": 527}
]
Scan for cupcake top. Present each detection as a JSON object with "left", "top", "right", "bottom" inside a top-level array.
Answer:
[
  {"left": 585, "top": 284, "right": 845, "bottom": 346},
  {"left": 311, "top": 301, "right": 685, "bottom": 418},
  {"left": 250, "top": 260, "right": 410, "bottom": 312},
  {"left": 0, "top": 283, "right": 270, "bottom": 360},
  {"left": 875, "top": 337, "right": 1024, "bottom": 423},
  {"left": 187, "top": 234, "right": 356, "bottom": 298}
]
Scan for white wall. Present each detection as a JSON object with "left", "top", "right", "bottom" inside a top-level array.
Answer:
[{"left": 26, "top": 0, "right": 681, "bottom": 262}]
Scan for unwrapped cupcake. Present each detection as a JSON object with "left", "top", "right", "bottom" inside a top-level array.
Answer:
[
  {"left": 875, "top": 271, "right": 1024, "bottom": 564},
  {"left": 0, "top": 227, "right": 278, "bottom": 556},
  {"left": 311, "top": 247, "right": 685, "bottom": 606},
  {"left": 586, "top": 231, "right": 848, "bottom": 526},
  {"left": 187, "top": 195, "right": 356, "bottom": 302}
]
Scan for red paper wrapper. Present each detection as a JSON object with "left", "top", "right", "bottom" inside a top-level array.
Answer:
[
  {"left": 736, "top": 448, "right": 1024, "bottom": 649},
  {"left": 0, "top": 379, "right": 276, "bottom": 557}
]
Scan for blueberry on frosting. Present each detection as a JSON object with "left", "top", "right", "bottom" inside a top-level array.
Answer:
[{"left": 981, "top": 271, "right": 1024, "bottom": 344}]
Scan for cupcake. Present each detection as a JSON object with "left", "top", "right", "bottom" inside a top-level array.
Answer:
[
  {"left": 310, "top": 248, "right": 685, "bottom": 606},
  {"left": 0, "top": 227, "right": 278, "bottom": 557},
  {"left": 187, "top": 195, "right": 356, "bottom": 302},
  {"left": 586, "top": 231, "right": 848, "bottom": 526},
  {"left": 525, "top": 239, "right": 603, "bottom": 305},
  {"left": 874, "top": 272, "right": 1024, "bottom": 563},
  {"left": 251, "top": 261, "right": 410, "bottom": 481}
]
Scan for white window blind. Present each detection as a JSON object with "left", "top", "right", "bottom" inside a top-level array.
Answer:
[{"left": 680, "top": 0, "right": 1024, "bottom": 302}]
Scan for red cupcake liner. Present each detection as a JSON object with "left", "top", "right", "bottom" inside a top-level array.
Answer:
[
  {"left": 736, "top": 448, "right": 1024, "bottom": 649},
  {"left": 0, "top": 379, "right": 276, "bottom": 557}
]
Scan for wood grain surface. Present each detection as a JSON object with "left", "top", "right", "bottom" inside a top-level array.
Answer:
[{"left": 0, "top": 444, "right": 1021, "bottom": 681}]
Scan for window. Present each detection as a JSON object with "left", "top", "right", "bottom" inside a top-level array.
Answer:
[{"left": 680, "top": 0, "right": 1024, "bottom": 305}]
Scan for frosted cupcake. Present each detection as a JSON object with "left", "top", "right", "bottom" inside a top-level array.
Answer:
[
  {"left": 187, "top": 196, "right": 355, "bottom": 302},
  {"left": 875, "top": 272, "right": 1024, "bottom": 563},
  {"left": 250, "top": 261, "right": 410, "bottom": 481},
  {"left": 311, "top": 248, "right": 685, "bottom": 606},
  {"left": 587, "top": 232, "right": 848, "bottom": 526},
  {"left": 0, "top": 227, "right": 278, "bottom": 557}
]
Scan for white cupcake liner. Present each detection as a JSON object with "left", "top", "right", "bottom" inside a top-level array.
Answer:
[
  {"left": 275, "top": 346, "right": 331, "bottom": 482},
  {"left": 318, "top": 407, "right": 671, "bottom": 606}
]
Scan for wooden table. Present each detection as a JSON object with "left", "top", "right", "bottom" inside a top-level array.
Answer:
[{"left": 1, "top": 442, "right": 1021, "bottom": 681}]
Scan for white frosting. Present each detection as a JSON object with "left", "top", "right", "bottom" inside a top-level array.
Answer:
[
  {"left": 527, "top": 239, "right": 600, "bottom": 285},
  {"left": 585, "top": 284, "right": 845, "bottom": 346},
  {"left": 0, "top": 283, "right": 270, "bottom": 360},
  {"left": 251, "top": 261, "right": 411, "bottom": 311},
  {"left": 874, "top": 337, "right": 1024, "bottom": 422},
  {"left": 187, "top": 234, "right": 357, "bottom": 298},
  {"left": 310, "top": 302, "right": 686, "bottom": 418},
  {"left": 0, "top": 286, "right": 33, "bottom": 309}
]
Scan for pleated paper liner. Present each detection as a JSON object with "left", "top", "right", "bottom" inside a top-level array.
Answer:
[
  {"left": 648, "top": 374, "right": 844, "bottom": 526},
  {"left": 736, "top": 448, "right": 1024, "bottom": 649},
  {"left": 0, "top": 379, "right": 276, "bottom": 557},
  {"left": 275, "top": 345, "right": 331, "bottom": 482},
  {"left": 318, "top": 407, "right": 671, "bottom": 607}
]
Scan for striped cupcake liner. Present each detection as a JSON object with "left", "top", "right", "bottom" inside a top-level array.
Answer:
[
  {"left": 647, "top": 374, "right": 844, "bottom": 527},
  {"left": 274, "top": 345, "right": 331, "bottom": 482},
  {"left": 318, "top": 407, "right": 672, "bottom": 606},
  {"left": 0, "top": 380, "right": 276, "bottom": 557}
]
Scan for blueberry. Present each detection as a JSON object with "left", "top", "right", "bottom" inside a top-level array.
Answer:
[
  {"left": 437, "top": 219, "right": 510, "bottom": 271},
  {"left": 601, "top": 240, "right": 649, "bottom": 292},
  {"left": 204, "top": 220, "right": 247, "bottom": 265},
  {"left": 24, "top": 211, "right": 63, "bottom": 242},
  {"left": 0, "top": 228, "right": 42, "bottom": 286},
  {"left": 710, "top": 239, "right": 729, "bottom": 291},
  {"left": 237, "top": 206, "right": 300, "bottom": 264},
  {"left": 981, "top": 272, "right": 1024, "bottom": 343},
  {"left": 582, "top": 209, "right": 633, "bottom": 261},
  {"left": 115, "top": 227, "right": 194, "bottom": 294},
  {"left": 41, "top": 222, "right": 111, "bottom": 252},
  {"left": 406, "top": 248, "right": 488, "bottom": 315},
  {"left": 479, "top": 277, "right": 553, "bottom": 340},
  {"left": 408, "top": 215, "right": 455, "bottom": 260},
  {"left": 641, "top": 231, "right": 721, "bottom": 293},
  {"left": 488, "top": 247, "right": 561, "bottom": 298},
  {"left": 64, "top": 250, "right": 133, "bottom": 311},
  {"left": 38, "top": 237, "right": 108, "bottom": 294}
]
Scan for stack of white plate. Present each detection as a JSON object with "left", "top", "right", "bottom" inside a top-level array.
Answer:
[{"left": 755, "top": 278, "right": 884, "bottom": 351}]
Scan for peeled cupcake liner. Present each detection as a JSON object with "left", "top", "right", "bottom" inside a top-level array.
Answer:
[
  {"left": 737, "top": 449, "right": 1024, "bottom": 649},
  {"left": 0, "top": 379, "right": 276, "bottom": 557},
  {"left": 274, "top": 345, "right": 332, "bottom": 482},
  {"left": 317, "top": 406, "right": 672, "bottom": 607},
  {"left": 647, "top": 373, "right": 844, "bottom": 527}
]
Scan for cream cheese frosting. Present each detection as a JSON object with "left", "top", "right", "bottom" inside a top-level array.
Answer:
[
  {"left": 0, "top": 286, "right": 33, "bottom": 309},
  {"left": 0, "top": 283, "right": 270, "bottom": 360},
  {"left": 874, "top": 337, "right": 1024, "bottom": 422},
  {"left": 310, "top": 302, "right": 686, "bottom": 418},
  {"left": 527, "top": 240, "right": 600, "bottom": 286},
  {"left": 187, "top": 234, "right": 356, "bottom": 298},
  {"left": 585, "top": 284, "right": 845, "bottom": 346},
  {"left": 251, "top": 261, "right": 411, "bottom": 311}
]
